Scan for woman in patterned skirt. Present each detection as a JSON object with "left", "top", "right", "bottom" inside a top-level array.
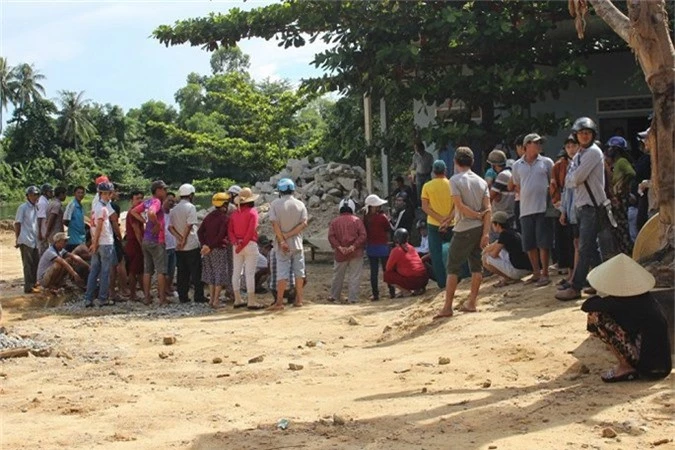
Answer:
[
  {"left": 581, "top": 253, "right": 671, "bottom": 383},
  {"left": 198, "top": 192, "right": 231, "bottom": 309}
]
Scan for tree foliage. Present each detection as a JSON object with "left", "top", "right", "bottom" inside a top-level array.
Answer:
[{"left": 154, "top": 0, "right": 627, "bottom": 157}]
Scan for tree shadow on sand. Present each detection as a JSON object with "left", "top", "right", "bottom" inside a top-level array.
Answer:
[{"left": 188, "top": 337, "right": 673, "bottom": 449}]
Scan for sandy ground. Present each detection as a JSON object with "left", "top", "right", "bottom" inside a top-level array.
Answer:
[{"left": 0, "top": 230, "right": 673, "bottom": 450}]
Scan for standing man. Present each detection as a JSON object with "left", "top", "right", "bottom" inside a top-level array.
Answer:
[
  {"left": 410, "top": 140, "right": 434, "bottom": 207},
  {"left": 45, "top": 186, "right": 66, "bottom": 245},
  {"left": 83, "top": 181, "right": 116, "bottom": 307},
  {"left": 130, "top": 180, "right": 169, "bottom": 306},
  {"left": 124, "top": 190, "right": 145, "bottom": 301},
  {"left": 421, "top": 160, "right": 455, "bottom": 289},
  {"left": 268, "top": 178, "right": 308, "bottom": 310},
  {"left": 170, "top": 183, "right": 205, "bottom": 303},
  {"left": 328, "top": 199, "right": 367, "bottom": 303},
  {"left": 510, "top": 133, "right": 554, "bottom": 287},
  {"left": 36, "top": 183, "right": 54, "bottom": 255},
  {"left": 15, "top": 186, "right": 40, "bottom": 294},
  {"left": 434, "top": 147, "right": 491, "bottom": 319},
  {"left": 556, "top": 117, "right": 617, "bottom": 301},
  {"left": 63, "top": 186, "right": 86, "bottom": 252}
]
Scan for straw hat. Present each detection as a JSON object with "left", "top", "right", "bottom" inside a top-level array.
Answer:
[
  {"left": 587, "top": 253, "right": 655, "bottom": 297},
  {"left": 234, "top": 187, "right": 259, "bottom": 205},
  {"left": 632, "top": 212, "right": 662, "bottom": 261}
]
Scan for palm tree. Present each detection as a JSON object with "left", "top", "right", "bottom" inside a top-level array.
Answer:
[
  {"left": 0, "top": 57, "right": 18, "bottom": 134},
  {"left": 12, "top": 63, "right": 46, "bottom": 110},
  {"left": 57, "top": 90, "right": 96, "bottom": 150}
]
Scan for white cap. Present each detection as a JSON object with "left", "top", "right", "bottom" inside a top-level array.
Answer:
[
  {"left": 178, "top": 183, "right": 195, "bottom": 197},
  {"left": 338, "top": 198, "right": 356, "bottom": 212},
  {"left": 228, "top": 185, "right": 242, "bottom": 195},
  {"left": 363, "top": 194, "right": 387, "bottom": 209}
]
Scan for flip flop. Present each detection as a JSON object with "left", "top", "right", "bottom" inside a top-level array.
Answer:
[
  {"left": 432, "top": 312, "right": 453, "bottom": 320},
  {"left": 523, "top": 277, "right": 541, "bottom": 285},
  {"left": 267, "top": 304, "right": 285, "bottom": 311},
  {"left": 601, "top": 369, "right": 639, "bottom": 383},
  {"left": 233, "top": 302, "right": 247, "bottom": 309},
  {"left": 247, "top": 304, "right": 266, "bottom": 310},
  {"left": 535, "top": 277, "right": 551, "bottom": 287}
]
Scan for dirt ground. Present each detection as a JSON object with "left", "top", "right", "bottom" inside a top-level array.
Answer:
[{"left": 0, "top": 230, "right": 673, "bottom": 450}]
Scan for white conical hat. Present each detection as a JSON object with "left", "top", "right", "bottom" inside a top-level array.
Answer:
[{"left": 587, "top": 253, "right": 655, "bottom": 297}]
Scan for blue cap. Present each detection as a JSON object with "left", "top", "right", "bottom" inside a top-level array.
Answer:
[
  {"left": 432, "top": 159, "right": 446, "bottom": 174},
  {"left": 606, "top": 136, "right": 628, "bottom": 149}
]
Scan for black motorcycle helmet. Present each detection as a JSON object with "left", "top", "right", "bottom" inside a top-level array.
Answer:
[
  {"left": 393, "top": 228, "right": 410, "bottom": 245},
  {"left": 571, "top": 117, "right": 598, "bottom": 138}
]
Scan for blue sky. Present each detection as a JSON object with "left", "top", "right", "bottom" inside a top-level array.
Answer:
[{"left": 0, "top": 0, "right": 328, "bottom": 129}]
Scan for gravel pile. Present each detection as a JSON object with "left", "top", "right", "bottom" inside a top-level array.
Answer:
[
  {"left": 52, "top": 300, "right": 216, "bottom": 319},
  {"left": 0, "top": 330, "right": 52, "bottom": 352}
]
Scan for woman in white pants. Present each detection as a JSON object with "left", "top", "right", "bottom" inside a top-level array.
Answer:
[{"left": 228, "top": 188, "right": 265, "bottom": 309}]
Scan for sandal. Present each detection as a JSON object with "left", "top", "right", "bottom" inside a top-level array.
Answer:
[
  {"left": 494, "top": 278, "right": 519, "bottom": 288},
  {"left": 523, "top": 277, "right": 541, "bottom": 285},
  {"left": 601, "top": 369, "right": 639, "bottom": 383}
]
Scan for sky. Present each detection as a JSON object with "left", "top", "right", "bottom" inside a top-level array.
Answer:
[{"left": 0, "top": 0, "right": 328, "bottom": 128}]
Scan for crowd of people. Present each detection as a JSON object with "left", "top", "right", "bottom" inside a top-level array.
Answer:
[{"left": 12, "top": 114, "right": 671, "bottom": 382}]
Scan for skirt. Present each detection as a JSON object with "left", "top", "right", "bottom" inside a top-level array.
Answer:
[
  {"left": 202, "top": 247, "right": 231, "bottom": 287},
  {"left": 587, "top": 312, "right": 641, "bottom": 368}
]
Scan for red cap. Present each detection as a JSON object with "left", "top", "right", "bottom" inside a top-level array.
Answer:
[{"left": 95, "top": 175, "right": 109, "bottom": 185}]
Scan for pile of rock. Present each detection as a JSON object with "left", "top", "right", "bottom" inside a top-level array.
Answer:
[{"left": 254, "top": 157, "right": 382, "bottom": 209}]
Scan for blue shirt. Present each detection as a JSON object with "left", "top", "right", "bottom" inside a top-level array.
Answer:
[
  {"left": 64, "top": 198, "right": 85, "bottom": 246},
  {"left": 15, "top": 201, "right": 38, "bottom": 248}
]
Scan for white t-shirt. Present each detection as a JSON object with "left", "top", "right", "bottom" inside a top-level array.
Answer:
[
  {"left": 165, "top": 211, "right": 177, "bottom": 250},
  {"left": 170, "top": 200, "right": 199, "bottom": 251},
  {"left": 37, "top": 195, "right": 49, "bottom": 238},
  {"left": 91, "top": 201, "right": 114, "bottom": 246}
]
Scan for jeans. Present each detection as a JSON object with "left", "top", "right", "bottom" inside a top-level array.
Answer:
[
  {"left": 19, "top": 244, "right": 39, "bottom": 293},
  {"left": 331, "top": 257, "right": 364, "bottom": 302},
  {"left": 176, "top": 248, "right": 204, "bottom": 302},
  {"left": 427, "top": 224, "right": 447, "bottom": 288},
  {"left": 572, "top": 206, "right": 616, "bottom": 291},
  {"left": 84, "top": 244, "right": 114, "bottom": 303},
  {"left": 369, "top": 256, "right": 395, "bottom": 299},
  {"left": 554, "top": 220, "right": 574, "bottom": 270}
]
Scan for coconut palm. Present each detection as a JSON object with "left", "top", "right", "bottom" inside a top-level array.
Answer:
[
  {"left": 0, "top": 57, "right": 18, "bottom": 134},
  {"left": 57, "top": 90, "right": 96, "bottom": 150},
  {"left": 12, "top": 63, "right": 46, "bottom": 110}
]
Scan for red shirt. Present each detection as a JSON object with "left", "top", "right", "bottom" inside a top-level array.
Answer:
[
  {"left": 228, "top": 204, "right": 258, "bottom": 248},
  {"left": 125, "top": 210, "right": 144, "bottom": 249},
  {"left": 364, "top": 212, "right": 390, "bottom": 245},
  {"left": 198, "top": 209, "right": 229, "bottom": 249},
  {"left": 386, "top": 244, "right": 427, "bottom": 277},
  {"left": 328, "top": 213, "right": 367, "bottom": 262}
]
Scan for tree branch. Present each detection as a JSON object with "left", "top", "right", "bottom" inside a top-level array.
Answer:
[{"left": 587, "top": 0, "right": 630, "bottom": 43}]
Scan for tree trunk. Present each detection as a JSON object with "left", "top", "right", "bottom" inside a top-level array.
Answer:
[{"left": 587, "top": 0, "right": 675, "bottom": 243}]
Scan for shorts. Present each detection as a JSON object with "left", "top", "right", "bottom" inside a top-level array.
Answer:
[
  {"left": 40, "top": 264, "right": 64, "bottom": 289},
  {"left": 142, "top": 241, "right": 167, "bottom": 275},
  {"left": 446, "top": 226, "right": 483, "bottom": 276},
  {"left": 484, "top": 249, "right": 531, "bottom": 280},
  {"left": 520, "top": 213, "right": 554, "bottom": 251},
  {"left": 275, "top": 249, "right": 306, "bottom": 281},
  {"left": 166, "top": 248, "right": 176, "bottom": 279}
]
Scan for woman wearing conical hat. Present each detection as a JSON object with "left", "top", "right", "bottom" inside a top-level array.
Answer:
[{"left": 581, "top": 254, "right": 672, "bottom": 382}]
